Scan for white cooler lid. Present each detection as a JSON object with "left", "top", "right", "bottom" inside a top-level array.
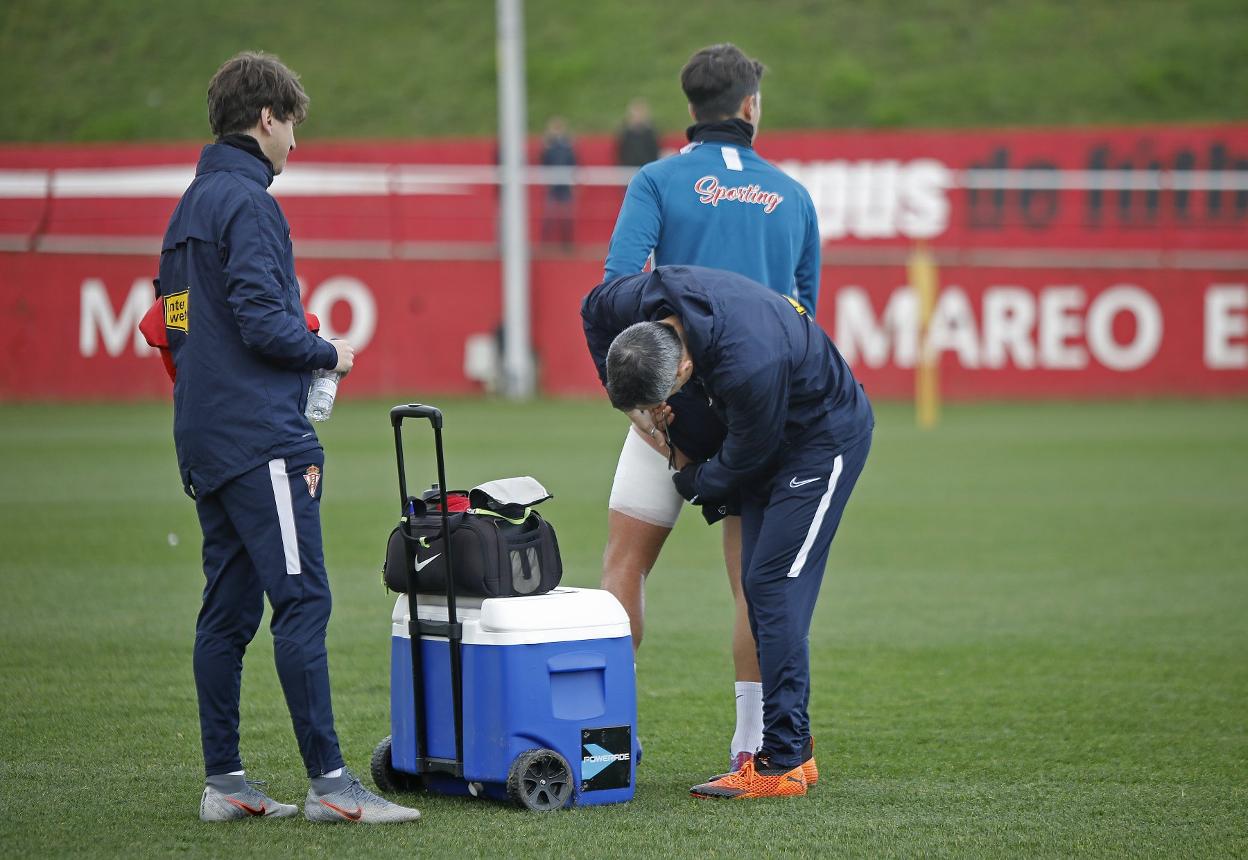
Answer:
[{"left": 392, "top": 587, "right": 631, "bottom": 646}]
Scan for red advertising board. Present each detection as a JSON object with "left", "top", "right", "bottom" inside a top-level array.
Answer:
[
  {"left": 1, "top": 253, "right": 1243, "bottom": 400},
  {"left": 0, "top": 124, "right": 1245, "bottom": 401}
]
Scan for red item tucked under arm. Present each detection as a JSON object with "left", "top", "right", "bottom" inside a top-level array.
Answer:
[
  {"left": 138, "top": 288, "right": 322, "bottom": 383},
  {"left": 138, "top": 296, "right": 176, "bottom": 382}
]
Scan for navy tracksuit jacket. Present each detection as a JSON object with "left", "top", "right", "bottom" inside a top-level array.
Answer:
[
  {"left": 583, "top": 265, "right": 874, "bottom": 768},
  {"left": 158, "top": 139, "right": 344, "bottom": 778}
]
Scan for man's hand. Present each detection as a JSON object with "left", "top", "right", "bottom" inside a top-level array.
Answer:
[
  {"left": 648, "top": 403, "right": 674, "bottom": 428},
  {"left": 330, "top": 339, "right": 355, "bottom": 374},
  {"left": 628, "top": 406, "right": 691, "bottom": 467},
  {"left": 628, "top": 408, "right": 668, "bottom": 457},
  {"left": 672, "top": 462, "right": 700, "bottom": 503}
]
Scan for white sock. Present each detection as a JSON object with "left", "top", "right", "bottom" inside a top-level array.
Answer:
[
  {"left": 730, "top": 681, "right": 763, "bottom": 758},
  {"left": 323, "top": 767, "right": 344, "bottom": 779}
]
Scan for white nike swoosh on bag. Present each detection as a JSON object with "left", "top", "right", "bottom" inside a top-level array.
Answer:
[
  {"left": 414, "top": 553, "right": 442, "bottom": 572},
  {"left": 789, "top": 477, "right": 820, "bottom": 488}
]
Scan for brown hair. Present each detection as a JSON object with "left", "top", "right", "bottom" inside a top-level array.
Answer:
[
  {"left": 680, "top": 44, "right": 765, "bottom": 122},
  {"left": 207, "top": 51, "right": 309, "bottom": 137}
]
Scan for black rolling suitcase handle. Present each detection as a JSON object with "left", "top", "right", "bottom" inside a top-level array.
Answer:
[{"left": 389, "top": 403, "right": 465, "bottom": 778}]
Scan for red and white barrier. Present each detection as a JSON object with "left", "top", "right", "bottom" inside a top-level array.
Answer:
[{"left": 1, "top": 124, "right": 1245, "bottom": 400}]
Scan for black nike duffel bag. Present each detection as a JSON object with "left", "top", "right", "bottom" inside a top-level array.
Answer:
[{"left": 383, "top": 478, "right": 562, "bottom": 598}]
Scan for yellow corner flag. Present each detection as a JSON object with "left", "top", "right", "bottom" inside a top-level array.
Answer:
[{"left": 909, "top": 243, "right": 940, "bottom": 429}]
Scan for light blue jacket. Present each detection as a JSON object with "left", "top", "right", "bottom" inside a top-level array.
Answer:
[{"left": 603, "top": 133, "right": 822, "bottom": 312}]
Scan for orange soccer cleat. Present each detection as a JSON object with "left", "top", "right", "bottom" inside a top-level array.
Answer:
[
  {"left": 717, "top": 737, "right": 819, "bottom": 787},
  {"left": 801, "top": 736, "right": 819, "bottom": 787},
  {"left": 690, "top": 754, "right": 807, "bottom": 799}
]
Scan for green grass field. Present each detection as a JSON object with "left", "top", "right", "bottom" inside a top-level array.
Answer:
[{"left": 1, "top": 398, "right": 1246, "bottom": 857}]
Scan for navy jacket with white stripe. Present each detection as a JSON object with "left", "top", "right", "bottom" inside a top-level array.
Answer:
[
  {"left": 158, "top": 142, "right": 337, "bottom": 498},
  {"left": 582, "top": 265, "right": 873, "bottom": 503}
]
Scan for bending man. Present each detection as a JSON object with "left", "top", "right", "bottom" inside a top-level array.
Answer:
[{"left": 583, "top": 265, "right": 873, "bottom": 799}]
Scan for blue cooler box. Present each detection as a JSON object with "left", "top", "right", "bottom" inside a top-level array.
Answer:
[{"left": 388, "top": 587, "right": 637, "bottom": 807}]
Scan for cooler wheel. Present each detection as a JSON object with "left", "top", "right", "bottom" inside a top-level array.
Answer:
[
  {"left": 370, "top": 735, "right": 418, "bottom": 793},
  {"left": 506, "top": 748, "right": 573, "bottom": 811}
]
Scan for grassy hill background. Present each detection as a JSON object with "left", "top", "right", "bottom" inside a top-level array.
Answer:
[{"left": 1, "top": 0, "right": 1245, "bottom": 143}]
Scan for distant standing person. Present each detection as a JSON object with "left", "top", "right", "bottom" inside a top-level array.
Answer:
[
  {"left": 158, "top": 51, "right": 419, "bottom": 824},
  {"left": 597, "top": 43, "right": 823, "bottom": 775},
  {"left": 615, "top": 97, "right": 660, "bottom": 167},
  {"left": 540, "top": 116, "right": 577, "bottom": 248}
]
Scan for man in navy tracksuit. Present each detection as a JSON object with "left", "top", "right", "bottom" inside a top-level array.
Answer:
[
  {"left": 583, "top": 265, "right": 873, "bottom": 799},
  {"left": 159, "top": 52, "right": 417, "bottom": 824}
]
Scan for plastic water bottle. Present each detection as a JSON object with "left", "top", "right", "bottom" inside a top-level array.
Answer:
[{"left": 306, "top": 370, "right": 342, "bottom": 422}]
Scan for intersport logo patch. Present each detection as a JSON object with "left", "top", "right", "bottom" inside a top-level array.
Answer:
[{"left": 693, "top": 175, "right": 784, "bottom": 214}]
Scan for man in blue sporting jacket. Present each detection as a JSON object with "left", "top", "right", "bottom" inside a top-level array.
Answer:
[
  {"left": 158, "top": 52, "right": 418, "bottom": 824},
  {"left": 599, "top": 43, "right": 823, "bottom": 772},
  {"left": 583, "top": 265, "right": 873, "bottom": 799}
]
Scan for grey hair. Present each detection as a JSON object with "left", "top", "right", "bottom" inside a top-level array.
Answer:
[{"left": 605, "top": 322, "right": 683, "bottom": 410}]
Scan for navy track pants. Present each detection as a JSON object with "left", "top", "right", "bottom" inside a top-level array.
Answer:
[
  {"left": 192, "top": 450, "right": 345, "bottom": 778},
  {"left": 740, "top": 429, "right": 872, "bottom": 769}
]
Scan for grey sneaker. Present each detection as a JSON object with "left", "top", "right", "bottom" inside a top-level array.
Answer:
[
  {"left": 305, "top": 774, "right": 421, "bottom": 824},
  {"left": 200, "top": 780, "right": 298, "bottom": 821}
]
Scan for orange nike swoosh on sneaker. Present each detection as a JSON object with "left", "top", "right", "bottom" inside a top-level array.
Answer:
[
  {"left": 320, "top": 799, "right": 363, "bottom": 821},
  {"left": 226, "top": 797, "right": 267, "bottom": 816}
]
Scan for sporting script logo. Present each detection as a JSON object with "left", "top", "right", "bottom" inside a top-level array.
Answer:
[{"left": 694, "top": 175, "right": 784, "bottom": 213}]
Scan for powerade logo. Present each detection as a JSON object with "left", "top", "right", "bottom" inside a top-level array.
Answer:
[
  {"left": 582, "top": 747, "right": 630, "bottom": 778},
  {"left": 581, "top": 726, "right": 632, "bottom": 791}
]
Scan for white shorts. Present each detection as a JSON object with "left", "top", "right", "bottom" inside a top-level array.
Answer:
[{"left": 607, "top": 427, "right": 684, "bottom": 528}]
